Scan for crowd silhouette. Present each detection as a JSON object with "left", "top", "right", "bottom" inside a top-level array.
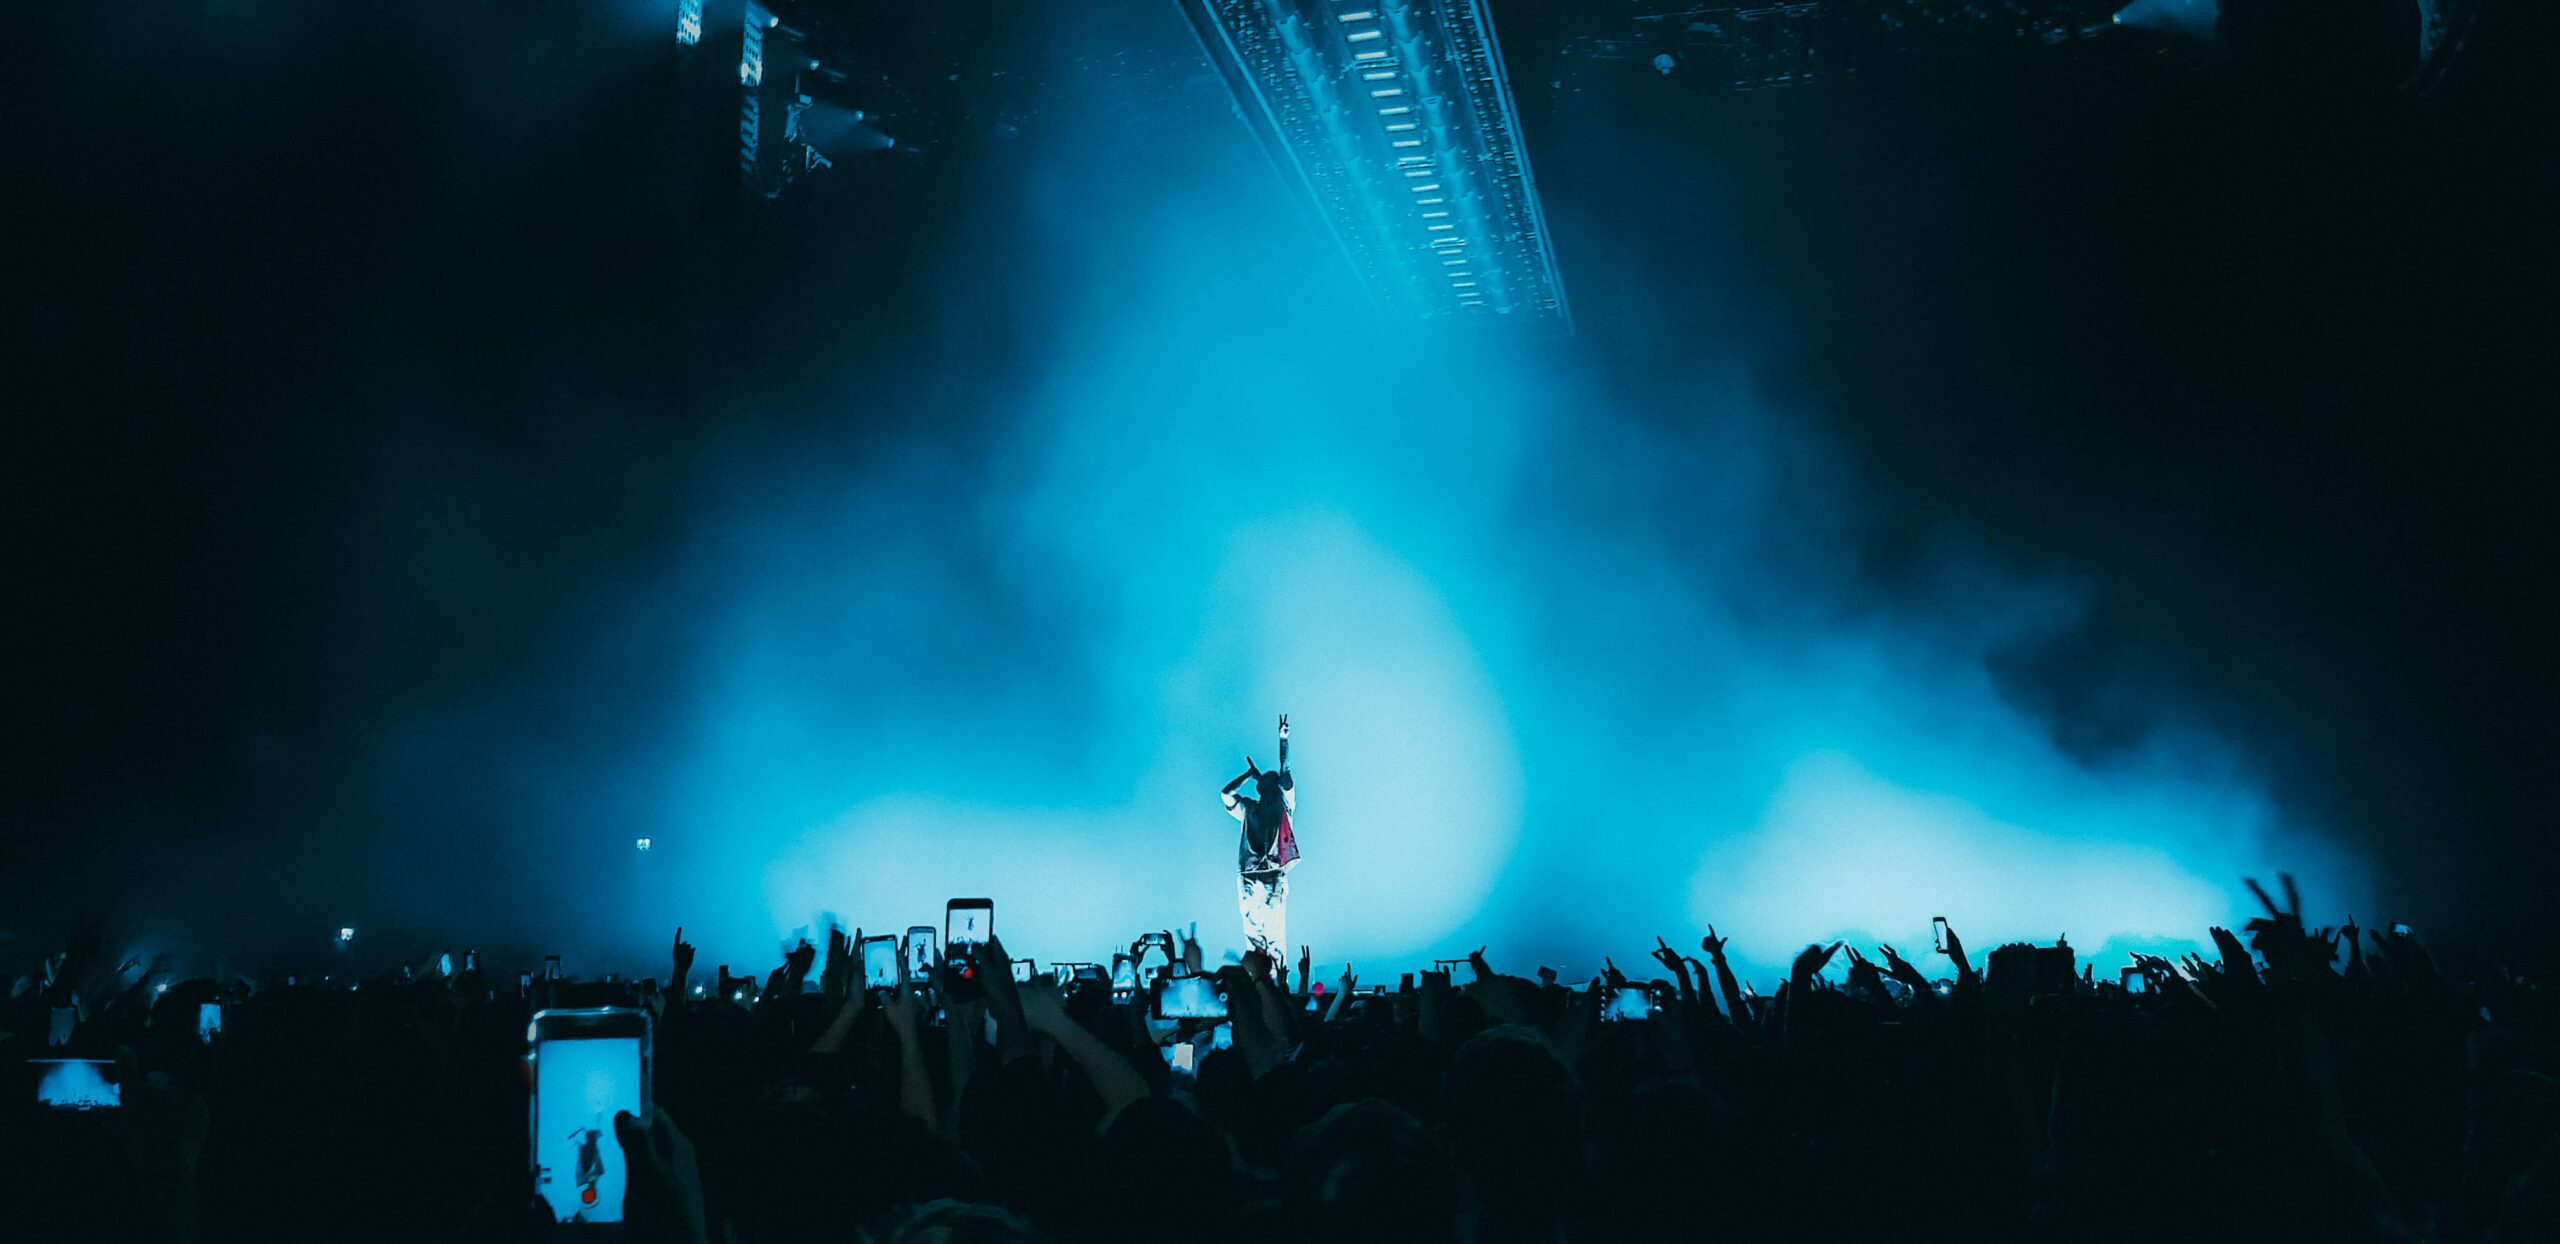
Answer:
[{"left": 4, "top": 875, "right": 2555, "bottom": 1243}]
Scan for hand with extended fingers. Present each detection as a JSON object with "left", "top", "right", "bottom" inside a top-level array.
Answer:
[{"left": 1792, "top": 940, "right": 1845, "bottom": 981}]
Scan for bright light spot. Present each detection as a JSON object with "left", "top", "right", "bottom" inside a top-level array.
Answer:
[
  {"left": 1689, "top": 752, "right": 2350, "bottom": 977},
  {"left": 1347, "top": 29, "right": 1383, "bottom": 42},
  {"left": 338, "top": 927, "right": 355, "bottom": 943},
  {"left": 635, "top": 836, "right": 653, "bottom": 852}
]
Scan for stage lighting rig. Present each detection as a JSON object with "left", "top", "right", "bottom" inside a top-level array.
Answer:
[{"left": 1177, "top": 0, "right": 1572, "bottom": 331}]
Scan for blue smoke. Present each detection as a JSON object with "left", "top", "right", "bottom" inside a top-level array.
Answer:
[{"left": 631, "top": 60, "right": 2367, "bottom": 986}]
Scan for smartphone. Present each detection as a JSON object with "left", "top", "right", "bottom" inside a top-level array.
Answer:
[
  {"left": 1163, "top": 1042, "right": 1197, "bottom": 1075},
  {"left": 1152, "top": 973, "right": 1228, "bottom": 1020},
  {"left": 1050, "top": 963, "right": 1080, "bottom": 987},
  {"left": 529, "top": 1008, "right": 650, "bottom": 1226},
  {"left": 197, "top": 1001, "right": 224, "bottom": 1044},
  {"left": 1399, "top": 973, "right": 1415, "bottom": 993},
  {"left": 32, "top": 1059, "right": 119, "bottom": 1110},
  {"left": 2121, "top": 967, "right": 2150, "bottom": 995},
  {"left": 1601, "top": 984, "right": 1659, "bottom": 1023},
  {"left": 544, "top": 954, "right": 563, "bottom": 982},
  {"left": 1433, "top": 958, "right": 1467, "bottom": 976},
  {"left": 1010, "top": 960, "right": 1035, "bottom": 984},
  {"left": 859, "top": 936, "right": 901, "bottom": 991},
  {"left": 1110, "top": 954, "right": 1136, "bottom": 993},
  {"left": 2391, "top": 922, "right": 2413, "bottom": 936},
  {"left": 520, "top": 972, "right": 534, "bottom": 993},
  {"left": 439, "top": 952, "right": 454, "bottom": 978},
  {"left": 903, "top": 926, "right": 937, "bottom": 984},
  {"left": 944, "top": 898, "right": 993, "bottom": 954},
  {"left": 1932, "top": 917, "right": 1951, "bottom": 954}
]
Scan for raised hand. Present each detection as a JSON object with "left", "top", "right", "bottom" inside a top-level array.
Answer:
[
  {"left": 1278, "top": 714, "right": 1289, "bottom": 739},
  {"left": 879, "top": 980, "right": 925, "bottom": 1036},
  {"left": 1876, "top": 944, "right": 1930, "bottom": 991},
  {"left": 784, "top": 938, "right": 817, "bottom": 982},
  {"left": 1843, "top": 946, "right": 1889, "bottom": 1000},
  {"left": 614, "top": 1109, "right": 711, "bottom": 1244},
  {"left": 1650, "top": 936, "right": 1685, "bottom": 978},
  {"left": 671, "top": 928, "right": 696, "bottom": 984},
  {"left": 2130, "top": 952, "right": 2178, "bottom": 979},
  {"left": 1792, "top": 941, "right": 1845, "bottom": 981},
  {"left": 2207, "top": 926, "right": 2260, "bottom": 986},
  {"left": 2241, "top": 873, "right": 2328, "bottom": 984},
  {"left": 1699, "top": 926, "right": 1730, "bottom": 960}
]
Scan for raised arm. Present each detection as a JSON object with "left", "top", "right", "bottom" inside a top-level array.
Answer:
[
  {"left": 1701, "top": 927, "right": 1749, "bottom": 1025},
  {"left": 1276, "top": 717, "right": 1295, "bottom": 809}
]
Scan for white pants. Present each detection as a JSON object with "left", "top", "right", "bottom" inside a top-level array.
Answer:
[{"left": 1238, "top": 871, "right": 1288, "bottom": 960}]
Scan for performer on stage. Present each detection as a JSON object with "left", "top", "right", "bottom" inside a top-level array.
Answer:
[{"left": 1219, "top": 714, "right": 1297, "bottom": 960}]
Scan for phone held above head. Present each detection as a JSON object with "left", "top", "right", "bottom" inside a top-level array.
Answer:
[{"left": 528, "top": 1007, "right": 651, "bottom": 1228}]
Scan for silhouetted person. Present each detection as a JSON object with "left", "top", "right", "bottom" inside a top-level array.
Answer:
[
  {"left": 1220, "top": 715, "right": 1297, "bottom": 959},
  {"left": 572, "top": 1121, "right": 606, "bottom": 1212}
]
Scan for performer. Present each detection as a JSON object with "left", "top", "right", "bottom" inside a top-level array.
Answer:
[
  {"left": 570, "top": 1118, "right": 606, "bottom": 1211},
  {"left": 1219, "top": 714, "right": 1297, "bottom": 959}
]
